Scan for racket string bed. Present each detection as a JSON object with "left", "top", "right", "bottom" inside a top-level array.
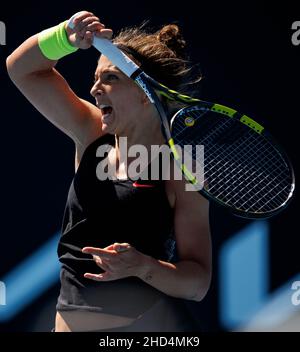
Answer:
[
  {"left": 205, "top": 133, "right": 289, "bottom": 192},
  {"left": 171, "top": 106, "right": 293, "bottom": 215},
  {"left": 203, "top": 135, "right": 291, "bottom": 212},
  {"left": 207, "top": 136, "right": 291, "bottom": 210}
]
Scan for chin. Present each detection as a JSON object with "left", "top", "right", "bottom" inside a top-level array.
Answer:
[
  {"left": 101, "top": 124, "right": 111, "bottom": 133},
  {"left": 101, "top": 123, "right": 116, "bottom": 135}
]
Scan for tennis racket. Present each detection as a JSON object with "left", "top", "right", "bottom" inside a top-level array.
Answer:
[{"left": 68, "top": 18, "right": 295, "bottom": 219}]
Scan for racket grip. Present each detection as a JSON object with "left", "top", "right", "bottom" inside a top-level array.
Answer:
[{"left": 67, "top": 12, "right": 139, "bottom": 78}]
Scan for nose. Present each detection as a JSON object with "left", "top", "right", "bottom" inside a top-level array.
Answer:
[{"left": 90, "top": 83, "right": 104, "bottom": 98}]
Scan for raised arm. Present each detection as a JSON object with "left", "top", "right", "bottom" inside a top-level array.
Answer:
[{"left": 6, "top": 11, "right": 112, "bottom": 148}]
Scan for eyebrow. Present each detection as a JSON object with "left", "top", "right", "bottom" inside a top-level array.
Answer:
[{"left": 94, "top": 65, "right": 120, "bottom": 80}]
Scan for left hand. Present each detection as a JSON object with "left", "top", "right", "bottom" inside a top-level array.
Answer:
[{"left": 82, "top": 243, "right": 148, "bottom": 281}]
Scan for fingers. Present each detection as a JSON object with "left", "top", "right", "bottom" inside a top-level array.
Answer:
[
  {"left": 92, "top": 255, "right": 111, "bottom": 271},
  {"left": 94, "top": 28, "right": 113, "bottom": 40},
  {"left": 82, "top": 246, "right": 117, "bottom": 258},
  {"left": 84, "top": 272, "right": 111, "bottom": 281},
  {"left": 82, "top": 242, "right": 138, "bottom": 282},
  {"left": 83, "top": 31, "right": 93, "bottom": 45},
  {"left": 104, "top": 244, "right": 116, "bottom": 251},
  {"left": 77, "top": 17, "right": 104, "bottom": 37},
  {"left": 69, "top": 11, "right": 113, "bottom": 42},
  {"left": 113, "top": 242, "right": 131, "bottom": 253},
  {"left": 82, "top": 243, "right": 132, "bottom": 256},
  {"left": 71, "top": 11, "right": 95, "bottom": 28}
]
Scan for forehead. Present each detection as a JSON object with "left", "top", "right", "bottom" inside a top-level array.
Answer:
[{"left": 95, "top": 55, "right": 118, "bottom": 73}]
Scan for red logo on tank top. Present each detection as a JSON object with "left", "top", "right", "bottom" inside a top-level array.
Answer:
[{"left": 132, "top": 181, "right": 156, "bottom": 188}]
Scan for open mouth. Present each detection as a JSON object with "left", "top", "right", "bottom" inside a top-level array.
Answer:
[{"left": 99, "top": 104, "right": 113, "bottom": 116}]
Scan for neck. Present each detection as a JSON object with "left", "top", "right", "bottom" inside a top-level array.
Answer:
[{"left": 113, "top": 123, "right": 165, "bottom": 179}]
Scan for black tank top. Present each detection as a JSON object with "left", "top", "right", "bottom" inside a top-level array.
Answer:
[{"left": 56, "top": 134, "right": 177, "bottom": 318}]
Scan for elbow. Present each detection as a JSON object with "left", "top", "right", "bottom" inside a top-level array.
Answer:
[
  {"left": 6, "top": 52, "right": 29, "bottom": 82},
  {"left": 6, "top": 54, "right": 53, "bottom": 82},
  {"left": 6, "top": 55, "right": 18, "bottom": 81},
  {"left": 6, "top": 55, "right": 13, "bottom": 74},
  {"left": 192, "top": 285, "right": 210, "bottom": 302},
  {"left": 189, "top": 266, "right": 212, "bottom": 302}
]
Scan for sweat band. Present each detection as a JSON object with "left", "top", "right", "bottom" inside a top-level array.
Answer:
[{"left": 38, "top": 20, "right": 78, "bottom": 60}]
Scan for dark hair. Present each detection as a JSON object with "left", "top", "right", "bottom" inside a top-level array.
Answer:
[{"left": 112, "top": 23, "right": 202, "bottom": 97}]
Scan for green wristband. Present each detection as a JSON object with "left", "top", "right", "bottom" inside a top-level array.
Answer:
[{"left": 38, "top": 20, "right": 78, "bottom": 60}]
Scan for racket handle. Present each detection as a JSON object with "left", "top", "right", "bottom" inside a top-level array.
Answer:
[{"left": 67, "top": 12, "right": 139, "bottom": 78}]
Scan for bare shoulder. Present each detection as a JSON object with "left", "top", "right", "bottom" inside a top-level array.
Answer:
[{"left": 164, "top": 160, "right": 209, "bottom": 212}]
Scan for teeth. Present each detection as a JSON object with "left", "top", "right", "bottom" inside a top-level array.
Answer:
[{"left": 99, "top": 104, "right": 111, "bottom": 109}]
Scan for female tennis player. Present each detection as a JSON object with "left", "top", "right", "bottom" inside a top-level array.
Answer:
[{"left": 6, "top": 10, "right": 212, "bottom": 332}]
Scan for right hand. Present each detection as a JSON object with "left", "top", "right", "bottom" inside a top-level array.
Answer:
[{"left": 65, "top": 11, "right": 113, "bottom": 50}]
